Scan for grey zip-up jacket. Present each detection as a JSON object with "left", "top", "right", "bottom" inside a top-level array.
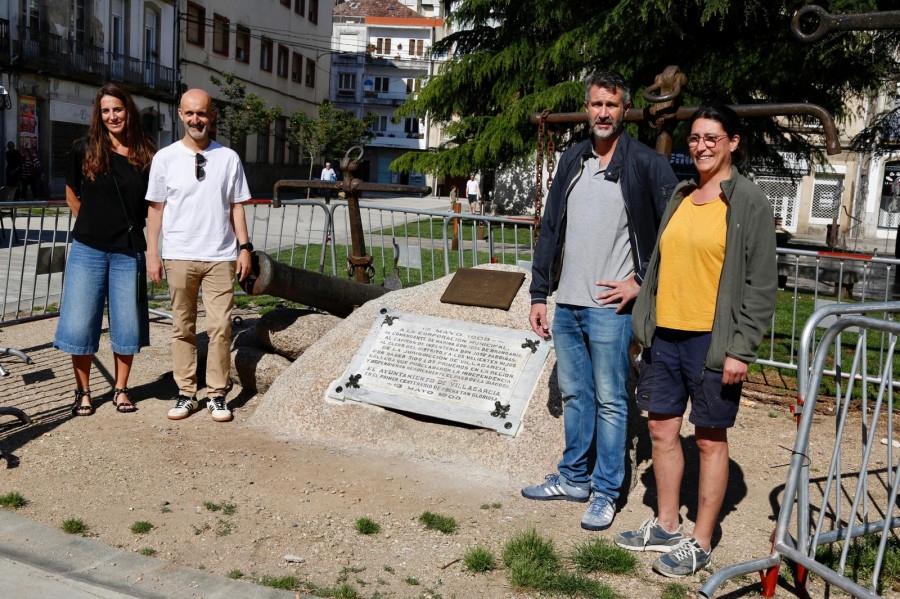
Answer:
[
  {"left": 632, "top": 167, "right": 777, "bottom": 370},
  {"left": 530, "top": 132, "right": 677, "bottom": 306}
]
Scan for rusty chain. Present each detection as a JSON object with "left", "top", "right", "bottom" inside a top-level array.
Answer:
[{"left": 534, "top": 109, "right": 552, "bottom": 243}]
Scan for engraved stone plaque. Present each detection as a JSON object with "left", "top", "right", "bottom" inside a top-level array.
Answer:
[{"left": 327, "top": 310, "right": 551, "bottom": 436}]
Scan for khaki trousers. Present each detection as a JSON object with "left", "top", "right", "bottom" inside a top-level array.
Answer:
[{"left": 165, "top": 260, "right": 235, "bottom": 397}]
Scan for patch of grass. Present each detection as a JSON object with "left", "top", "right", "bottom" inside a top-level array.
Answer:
[
  {"left": 480, "top": 503, "right": 490, "bottom": 510},
  {"left": 337, "top": 566, "right": 366, "bottom": 584},
  {"left": 548, "top": 571, "right": 616, "bottom": 598},
  {"left": 215, "top": 519, "right": 233, "bottom": 536},
  {"left": 227, "top": 569, "right": 244, "bottom": 579},
  {"left": 130, "top": 521, "right": 154, "bottom": 534},
  {"left": 257, "top": 575, "right": 301, "bottom": 590},
  {"left": 572, "top": 538, "right": 637, "bottom": 574},
  {"left": 138, "top": 547, "right": 157, "bottom": 556},
  {"left": 405, "top": 577, "right": 420, "bottom": 585},
  {"left": 463, "top": 545, "right": 496, "bottom": 573},
  {"left": 354, "top": 517, "right": 380, "bottom": 535},
  {"left": 479, "top": 502, "right": 502, "bottom": 510},
  {"left": 383, "top": 565, "right": 395, "bottom": 574},
  {"left": 160, "top": 506, "right": 172, "bottom": 514},
  {"left": 503, "top": 529, "right": 560, "bottom": 590},
  {"left": 768, "top": 410, "right": 778, "bottom": 418},
  {"left": 491, "top": 502, "right": 502, "bottom": 509},
  {"left": 817, "top": 535, "right": 900, "bottom": 593},
  {"left": 0, "top": 492, "right": 28, "bottom": 509},
  {"left": 221, "top": 502, "right": 237, "bottom": 516},
  {"left": 61, "top": 518, "right": 87, "bottom": 535},
  {"left": 661, "top": 581, "right": 691, "bottom": 599},
  {"left": 203, "top": 501, "right": 222, "bottom": 512},
  {"left": 312, "top": 584, "right": 361, "bottom": 598},
  {"left": 192, "top": 523, "right": 210, "bottom": 536},
  {"left": 419, "top": 511, "right": 457, "bottom": 534}
]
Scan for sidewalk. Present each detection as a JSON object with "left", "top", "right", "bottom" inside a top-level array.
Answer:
[{"left": 0, "top": 510, "right": 310, "bottom": 599}]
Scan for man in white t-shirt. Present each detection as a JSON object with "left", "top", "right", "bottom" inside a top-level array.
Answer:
[
  {"left": 146, "top": 88, "right": 252, "bottom": 423},
  {"left": 465, "top": 173, "right": 481, "bottom": 213},
  {"left": 320, "top": 161, "right": 336, "bottom": 203}
]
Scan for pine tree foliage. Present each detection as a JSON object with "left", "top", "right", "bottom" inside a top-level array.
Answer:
[{"left": 393, "top": 0, "right": 900, "bottom": 176}]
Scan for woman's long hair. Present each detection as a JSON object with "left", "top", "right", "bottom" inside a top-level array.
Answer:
[{"left": 82, "top": 83, "right": 156, "bottom": 180}]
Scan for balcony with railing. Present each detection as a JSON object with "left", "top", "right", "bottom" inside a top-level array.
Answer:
[
  {"left": 13, "top": 26, "right": 174, "bottom": 96},
  {"left": 0, "top": 19, "right": 10, "bottom": 62}
]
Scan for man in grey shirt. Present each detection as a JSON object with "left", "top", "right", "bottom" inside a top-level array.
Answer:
[{"left": 523, "top": 71, "right": 677, "bottom": 531}]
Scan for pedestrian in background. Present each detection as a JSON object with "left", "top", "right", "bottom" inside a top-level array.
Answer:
[
  {"left": 20, "top": 148, "right": 41, "bottom": 199},
  {"left": 320, "top": 160, "right": 336, "bottom": 203},
  {"left": 54, "top": 82, "right": 156, "bottom": 416},
  {"left": 5, "top": 141, "right": 21, "bottom": 189},
  {"left": 465, "top": 173, "right": 480, "bottom": 213}
]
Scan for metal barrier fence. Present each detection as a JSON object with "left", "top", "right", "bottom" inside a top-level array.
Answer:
[
  {"left": 701, "top": 302, "right": 900, "bottom": 599},
  {"left": 2, "top": 198, "right": 900, "bottom": 373}
]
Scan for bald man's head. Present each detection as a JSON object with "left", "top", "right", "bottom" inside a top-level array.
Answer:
[{"left": 178, "top": 89, "right": 216, "bottom": 147}]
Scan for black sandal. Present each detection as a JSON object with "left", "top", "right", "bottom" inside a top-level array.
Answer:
[
  {"left": 71, "top": 389, "right": 94, "bottom": 417},
  {"left": 112, "top": 387, "right": 137, "bottom": 413}
]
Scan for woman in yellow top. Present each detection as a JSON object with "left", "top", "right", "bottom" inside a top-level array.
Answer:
[{"left": 616, "top": 105, "right": 777, "bottom": 577}]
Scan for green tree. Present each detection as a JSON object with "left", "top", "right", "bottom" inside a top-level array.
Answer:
[
  {"left": 209, "top": 73, "right": 282, "bottom": 147},
  {"left": 393, "top": 0, "right": 900, "bottom": 177},
  {"left": 287, "top": 102, "right": 374, "bottom": 184}
]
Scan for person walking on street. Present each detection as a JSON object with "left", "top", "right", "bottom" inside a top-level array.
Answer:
[
  {"left": 465, "top": 174, "right": 480, "bottom": 213},
  {"left": 5, "top": 142, "right": 21, "bottom": 189},
  {"left": 320, "top": 161, "right": 336, "bottom": 203},
  {"left": 145, "top": 88, "right": 253, "bottom": 423},
  {"left": 522, "top": 71, "right": 677, "bottom": 532}
]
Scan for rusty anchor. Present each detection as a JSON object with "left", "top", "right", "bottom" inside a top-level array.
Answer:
[{"left": 792, "top": 5, "right": 900, "bottom": 42}]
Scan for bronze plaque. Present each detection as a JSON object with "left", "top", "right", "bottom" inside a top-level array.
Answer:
[{"left": 440, "top": 268, "right": 525, "bottom": 310}]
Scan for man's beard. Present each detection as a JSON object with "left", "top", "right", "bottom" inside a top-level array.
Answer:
[{"left": 592, "top": 116, "right": 624, "bottom": 140}]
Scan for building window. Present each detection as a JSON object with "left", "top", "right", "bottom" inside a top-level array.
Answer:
[
  {"left": 305, "top": 57, "right": 315, "bottom": 87},
  {"left": 295, "top": 0, "right": 305, "bottom": 16},
  {"left": 374, "top": 76, "right": 389, "bottom": 93},
  {"left": 291, "top": 52, "right": 302, "bottom": 82},
  {"left": 274, "top": 117, "right": 286, "bottom": 163},
  {"left": 235, "top": 25, "right": 250, "bottom": 63},
  {"left": 371, "top": 115, "right": 388, "bottom": 132},
  {"left": 280, "top": 0, "right": 290, "bottom": 6},
  {"left": 260, "top": 37, "right": 273, "bottom": 72},
  {"left": 811, "top": 173, "right": 844, "bottom": 221},
  {"left": 408, "top": 39, "right": 424, "bottom": 56},
  {"left": 338, "top": 73, "right": 356, "bottom": 96},
  {"left": 376, "top": 37, "right": 392, "bottom": 55},
  {"left": 186, "top": 2, "right": 205, "bottom": 47},
  {"left": 213, "top": 14, "right": 229, "bottom": 55},
  {"left": 257, "top": 128, "right": 270, "bottom": 163},
  {"left": 277, "top": 45, "right": 289, "bottom": 78},
  {"left": 308, "top": 0, "right": 318, "bottom": 24},
  {"left": 404, "top": 117, "right": 419, "bottom": 134},
  {"left": 288, "top": 144, "right": 299, "bottom": 165}
]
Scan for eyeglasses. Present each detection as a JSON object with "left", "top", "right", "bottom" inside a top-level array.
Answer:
[
  {"left": 686, "top": 134, "right": 730, "bottom": 148},
  {"left": 195, "top": 153, "right": 206, "bottom": 180}
]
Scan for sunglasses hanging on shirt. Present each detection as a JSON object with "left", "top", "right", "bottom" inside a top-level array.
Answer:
[{"left": 195, "top": 153, "right": 206, "bottom": 180}]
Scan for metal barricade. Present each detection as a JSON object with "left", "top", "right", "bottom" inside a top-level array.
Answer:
[{"left": 701, "top": 302, "right": 900, "bottom": 599}]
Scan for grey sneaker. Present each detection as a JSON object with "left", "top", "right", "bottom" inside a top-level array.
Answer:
[
  {"left": 167, "top": 395, "right": 198, "bottom": 420},
  {"left": 652, "top": 538, "right": 712, "bottom": 578},
  {"left": 207, "top": 396, "right": 233, "bottom": 422},
  {"left": 521, "top": 474, "right": 590, "bottom": 503},
  {"left": 581, "top": 494, "right": 616, "bottom": 531},
  {"left": 614, "top": 517, "right": 684, "bottom": 552}
]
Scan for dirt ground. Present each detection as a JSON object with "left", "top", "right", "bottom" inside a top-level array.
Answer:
[{"left": 0, "top": 311, "right": 897, "bottom": 599}]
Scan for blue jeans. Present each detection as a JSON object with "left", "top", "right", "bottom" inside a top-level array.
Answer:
[
  {"left": 54, "top": 240, "right": 149, "bottom": 355},
  {"left": 553, "top": 304, "right": 632, "bottom": 500}
]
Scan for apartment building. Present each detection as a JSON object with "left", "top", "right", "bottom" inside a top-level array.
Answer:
[
  {"left": 330, "top": 0, "right": 446, "bottom": 185},
  {"left": 180, "top": 0, "right": 332, "bottom": 191},
  {"left": 0, "top": 0, "right": 177, "bottom": 198}
]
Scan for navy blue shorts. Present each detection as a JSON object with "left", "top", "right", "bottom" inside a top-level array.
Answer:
[{"left": 636, "top": 328, "right": 742, "bottom": 428}]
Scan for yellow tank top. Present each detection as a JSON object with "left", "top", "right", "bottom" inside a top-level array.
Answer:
[{"left": 656, "top": 195, "right": 727, "bottom": 331}]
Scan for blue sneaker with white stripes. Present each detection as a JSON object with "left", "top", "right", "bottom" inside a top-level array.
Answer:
[{"left": 521, "top": 474, "right": 590, "bottom": 503}]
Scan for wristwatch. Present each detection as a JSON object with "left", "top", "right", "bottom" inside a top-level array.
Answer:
[{"left": 239, "top": 242, "right": 254, "bottom": 252}]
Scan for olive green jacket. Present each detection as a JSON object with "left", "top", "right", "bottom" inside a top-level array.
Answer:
[{"left": 632, "top": 167, "right": 777, "bottom": 371}]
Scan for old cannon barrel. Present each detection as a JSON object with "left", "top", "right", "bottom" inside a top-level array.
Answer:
[
  {"left": 240, "top": 251, "right": 389, "bottom": 318},
  {"left": 529, "top": 103, "right": 842, "bottom": 155}
]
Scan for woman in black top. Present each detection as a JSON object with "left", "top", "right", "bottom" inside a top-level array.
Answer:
[{"left": 53, "top": 83, "right": 156, "bottom": 416}]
